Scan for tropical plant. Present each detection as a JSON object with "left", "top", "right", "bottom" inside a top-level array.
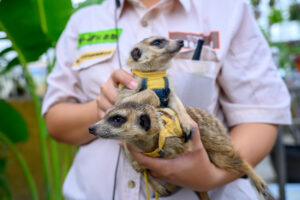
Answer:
[{"left": 0, "top": 0, "right": 103, "bottom": 199}]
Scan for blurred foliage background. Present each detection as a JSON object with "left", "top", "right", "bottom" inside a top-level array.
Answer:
[
  {"left": 0, "top": 0, "right": 103, "bottom": 199},
  {"left": 0, "top": 0, "right": 299, "bottom": 199}
]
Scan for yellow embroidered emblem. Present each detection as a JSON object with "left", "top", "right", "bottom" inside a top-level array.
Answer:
[{"left": 73, "top": 49, "right": 115, "bottom": 66}]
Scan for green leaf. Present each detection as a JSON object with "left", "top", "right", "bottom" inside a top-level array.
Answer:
[
  {"left": 37, "top": 0, "right": 73, "bottom": 42},
  {"left": 0, "top": 0, "right": 52, "bottom": 62},
  {"left": 0, "top": 100, "right": 28, "bottom": 143},
  {"left": 289, "top": 3, "right": 300, "bottom": 21},
  {"left": 0, "top": 57, "right": 19, "bottom": 75},
  {"left": 0, "top": 47, "right": 13, "bottom": 58},
  {"left": 268, "top": 8, "right": 283, "bottom": 26}
]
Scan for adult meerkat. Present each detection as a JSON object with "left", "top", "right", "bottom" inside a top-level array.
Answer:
[
  {"left": 116, "top": 36, "right": 193, "bottom": 139},
  {"left": 89, "top": 97, "right": 268, "bottom": 199}
]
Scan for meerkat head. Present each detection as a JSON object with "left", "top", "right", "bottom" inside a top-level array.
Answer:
[
  {"left": 89, "top": 102, "right": 164, "bottom": 152},
  {"left": 127, "top": 36, "right": 184, "bottom": 72}
]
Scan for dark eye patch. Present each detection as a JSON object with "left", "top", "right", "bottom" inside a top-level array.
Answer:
[
  {"left": 139, "top": 113, "right": 151, "bottom": 131},
  {"left": 150, "top": 39, "right": 168, "bottom": 48},
  {"left": 108, "top": 115, "right": 127, "bottom": 127}
]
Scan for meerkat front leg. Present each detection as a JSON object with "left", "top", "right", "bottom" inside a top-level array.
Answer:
[
  {"left": 123, "top": 144, "right": 145, "bottom": 172},
  {"left": 168, "top": 91, "right": 193, "bottom": 137}
]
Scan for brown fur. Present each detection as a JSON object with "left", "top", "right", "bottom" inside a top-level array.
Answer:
[
  {"left": 115, "top": 36, "right": 193, "bottom": 137},
  {"left": 90, "top": 101, "right": 268, "bottom": 198},
  {"left": 89, "top": 37, "right": 267, "bottom": 199}
]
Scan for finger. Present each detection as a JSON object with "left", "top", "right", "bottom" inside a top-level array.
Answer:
[
  {"left": 149, "top": 170, "right": 159, "bottom": 179},
  {"left": 101, "top": 79, "right": 117, "bottom": 104},
  {"left": 188, "top": 118, "right": 203, "bottom": 150},
  {"left": 97, "top": 94, "right": 114, "bottom": 112},
  {"left": 127, "top": 145, "right": 169, "bottom": 171},
  {"left": 98, "top": 110, "right": 106, "bottom": 120},
  {"left": 111, "top": 69, "right": 137, "bottom": 89}
]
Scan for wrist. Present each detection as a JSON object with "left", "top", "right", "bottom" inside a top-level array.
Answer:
[{"left": 205, "top": 164, "right": 241, "bottom": 191}]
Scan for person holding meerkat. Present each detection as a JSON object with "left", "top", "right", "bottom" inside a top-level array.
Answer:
[{"left": 42, "top": 0, "right": 291, "bottom": 199}]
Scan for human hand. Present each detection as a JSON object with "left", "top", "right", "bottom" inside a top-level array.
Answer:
[
  {"left": 96, "top": 69, "right": 137, "bottom": 119},
  {"left": 126, "top": 119, "right": 227, "bottom": 192}
]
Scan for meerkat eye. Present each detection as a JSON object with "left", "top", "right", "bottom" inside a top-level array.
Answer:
[
  {"left": 108, "top": 115, "right": 127, "bottom": 127},
  {"left": 151, "top": 39, "right": 162, "bottom": 46},
  {"left": 150, "top": 39, "right": 167, "bottom": 48}
]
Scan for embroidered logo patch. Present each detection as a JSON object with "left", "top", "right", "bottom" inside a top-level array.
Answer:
[
  {"left": 78, "top": 28, "right": 122, "bottom": 48},
  {"left": 74, "top": 49, "right": 115, "bottom": 66},
  {"left": 168, "top": 31, "right": 220, "bottom": 50}
]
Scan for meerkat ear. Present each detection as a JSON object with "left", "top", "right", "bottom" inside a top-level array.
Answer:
[
  {"left": 139, "top": 114, "right": 151, "bottom": 131},
  {"left": 131, "top": 47, "right": 142, "bottom": 61}
]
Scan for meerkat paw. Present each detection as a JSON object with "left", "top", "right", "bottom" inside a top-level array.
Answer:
[{"left": 179, "top": 117, "right": 194, "bottom": 142}]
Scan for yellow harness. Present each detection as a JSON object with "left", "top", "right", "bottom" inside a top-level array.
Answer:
[
  {"left": 119, "top": 69, "right": 166, "bottom": 88},
  {"left": 119, "top": 69, "right": 170, "bottom": 107},
  {"left": 143, "top": 108, "right": 183, "bottom": 157},
  {"left": 132, "top": 69, "right": 167, "bottom": 90},
  {"left": 143, "top": 108, "right": 183, "bottom": 200}
]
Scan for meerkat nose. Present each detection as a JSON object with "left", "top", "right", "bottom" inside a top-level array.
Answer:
[
  {"left": 88, "top": 125, "right": 96, "bottom": 135},
  {"left": 177, "top": 40, "right": 184, "bottom": 47}
]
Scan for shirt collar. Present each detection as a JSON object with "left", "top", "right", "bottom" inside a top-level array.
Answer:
[{"left": 115, "top": 0, "right": 191, "bottom": 19}]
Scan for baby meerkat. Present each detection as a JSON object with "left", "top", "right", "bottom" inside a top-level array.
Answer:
[
  {"left": 89, "top": 99, "right": 268, "bottom": 199},
  {"left": 116, "top": 36, "right": 193, "bottom": 139}
]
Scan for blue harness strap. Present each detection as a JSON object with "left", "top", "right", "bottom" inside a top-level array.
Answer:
[{"left": 140, "top": 77, "right": 170, "bottom": 108}]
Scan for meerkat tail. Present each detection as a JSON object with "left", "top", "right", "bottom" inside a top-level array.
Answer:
[
  {"left": 197, "top": 192, "right": 210, "bottom": 200},
  {"left": 239, "top": 161, "right": 268, "bottom": 196}
]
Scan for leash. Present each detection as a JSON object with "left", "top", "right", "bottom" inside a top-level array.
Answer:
[{"left": 143, "top": 170, "right": 159, "bottom": 200}]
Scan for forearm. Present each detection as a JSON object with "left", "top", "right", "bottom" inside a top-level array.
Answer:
[
  {"left": 44, "top": 101, "right": 99, "bottom": 145},
  {"left": 209, "top": 123, "right": 278, "bottom": 188},
  {"left": 128, "top": 121, "right": 279, "bottom": 192}
]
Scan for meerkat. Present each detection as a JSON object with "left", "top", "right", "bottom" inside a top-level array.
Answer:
[
  {"left": 89, "top": 99, "right": 268, "bottom": 199},
  {"left": 116, "top": 36, "right": 193, "bottom": 139}
]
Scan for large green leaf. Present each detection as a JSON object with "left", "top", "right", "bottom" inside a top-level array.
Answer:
[
  {"left": 0, "top": 0, "right": 52, "bottom": 62},
  {"left": 0, "top": 100, "right": 28, "bottom": 143},
  {"left": 37, "top": 0, "right": 73, "bottom": 42}
]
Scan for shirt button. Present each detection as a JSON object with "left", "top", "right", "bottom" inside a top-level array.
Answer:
[
  {"left": 141, "top": 20, "right": 148, "bottom": 27},
  {"left": 128, "top": 180, "right": 136, "bottom": 188}
]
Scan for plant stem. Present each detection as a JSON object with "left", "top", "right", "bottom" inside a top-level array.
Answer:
[
  {"left": 0, "top": 132, "right": 39, "bottom": 200},
  {"left": 50, "top": 139, "right": 62, "bottom": 200}
]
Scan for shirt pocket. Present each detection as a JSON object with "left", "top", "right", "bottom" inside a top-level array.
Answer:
[
  {"left": 71, "top": 44, "right": 117, "bottom": 100},
  {"left": 72, "top": 44, "right": 116, "bottom": 71},
  {"left": 169, "top": 47, "right": 220, "bottom": 110}
]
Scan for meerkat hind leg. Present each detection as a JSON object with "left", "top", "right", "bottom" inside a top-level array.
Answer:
[{"left": 147, "top": 172, "right": 172, "bottom": 197}]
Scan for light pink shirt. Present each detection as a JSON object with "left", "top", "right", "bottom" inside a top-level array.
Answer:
[{"left": 42, "top": 0, "right": 291, "bottom": 199}]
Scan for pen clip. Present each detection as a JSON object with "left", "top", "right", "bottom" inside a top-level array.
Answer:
[{"left": 192, "top": 39, "right": 204, "bottom": 61}]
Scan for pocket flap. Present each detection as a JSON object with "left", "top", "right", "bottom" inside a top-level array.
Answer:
[{"left": 72, "top": 48, "right": 115, "bottom": 71}]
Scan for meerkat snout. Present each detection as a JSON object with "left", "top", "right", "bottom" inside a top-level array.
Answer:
[{"left": 127, "top": 36, "right": 184, "bottom": 72}]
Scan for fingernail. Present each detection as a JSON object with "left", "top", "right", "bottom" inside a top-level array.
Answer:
[{"left": 128, "top": 80, "right": 137, "bottom": 90}]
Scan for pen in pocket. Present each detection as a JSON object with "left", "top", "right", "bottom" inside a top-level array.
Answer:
[{"left": 192, "top": 39, "right": 204, "bottom": 61}]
